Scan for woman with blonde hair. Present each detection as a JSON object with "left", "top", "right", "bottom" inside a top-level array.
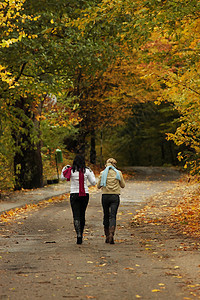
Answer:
[{"left": 97, "top": 158, "right": 125, "bottom": 244}]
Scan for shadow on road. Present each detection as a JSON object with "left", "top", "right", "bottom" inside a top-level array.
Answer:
[{"left": 122, "top": 166, "right": 182, "bottom": 181}]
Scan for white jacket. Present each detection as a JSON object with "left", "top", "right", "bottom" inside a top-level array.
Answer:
[{"left": 61, "top": 167, "right": 96, "bottom": 194}]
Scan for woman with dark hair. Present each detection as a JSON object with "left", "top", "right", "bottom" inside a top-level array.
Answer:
[
  {"left": 97, "top": 158, "right": 125, "bottom": 244},
  {"left": 61, "top": 155, "right": 96, "bottom": 244}
]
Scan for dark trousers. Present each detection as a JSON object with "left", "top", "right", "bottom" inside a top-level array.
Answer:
[
  {"left": 102, "top": 194, "right": 120, "bottom": 228},
  {"left": 70, "top": 193, "right": 89, "bottom": 233}
]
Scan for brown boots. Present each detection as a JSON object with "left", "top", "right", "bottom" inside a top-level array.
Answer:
[
  {"left": 109, "top": 226, "right": 115, "bottom": 244},
  {"left": 104, "top": 226, "right": 116, "bottom": 244}
]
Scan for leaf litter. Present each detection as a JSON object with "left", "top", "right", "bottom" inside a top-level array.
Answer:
[
  {"left": 131, "top": 181, "right": 200, "bottom": 239},
  {"left": 0, "top": 194, "right": 68, "bottom": 224}
]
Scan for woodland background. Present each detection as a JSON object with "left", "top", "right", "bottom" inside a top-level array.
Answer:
[{"left": 0, "top": 0, "right": 200, "bottom": 192}]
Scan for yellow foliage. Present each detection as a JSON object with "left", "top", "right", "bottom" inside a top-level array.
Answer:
[{"left": 0, "top": 0, "right": 39, "bottom": 84}]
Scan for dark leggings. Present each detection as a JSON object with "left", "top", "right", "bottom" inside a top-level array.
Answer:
[
  {"left": 102, "top": 194, "right": 120, "bottom": 228},
  {"left": 70, "top": 193, "right": 89, "bottom": 231}
]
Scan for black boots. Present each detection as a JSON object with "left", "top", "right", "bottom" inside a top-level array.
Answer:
[
  {"left": 77, "top": 237, "right": 82, "bottom": 244},
  {"left": 104, "top": 227, "right": 110, "bottom": 243},
  {"left": 109, "top": 226, "right": 115, "bottom": 244},
  {"left": 74, "top": 220, "right": 82, "bottom": 244}
]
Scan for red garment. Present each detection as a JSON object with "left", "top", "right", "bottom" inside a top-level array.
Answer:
[
  {"left": 63, "top": 167, "right": 86, "bottom": 196},
  {"left": 79, "top": 170, "right": 86, "bottom": 196},
  {"left": 63, "top": 167, "right": 72, "bottom": 181}
]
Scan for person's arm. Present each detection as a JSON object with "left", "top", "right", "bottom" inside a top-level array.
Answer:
[
  {"left": 87, "top": 168, "right": 96, "bottom": 186},
  {"left": 61, "top": 165, "right": 71, "bottom": 180},
  {"left": 119, "top": 171, "right": 125, "bottom": 188},
  {"left": 97, "top": 173, "right": 102, "bottom": 189}
]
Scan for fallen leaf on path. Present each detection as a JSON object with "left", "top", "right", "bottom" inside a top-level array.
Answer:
[
  {"left": 84, "top": 285, "right": 91, "bottom": 287},
  {"left": 187, "top": 284, "right": 200, "bottom": 287},
  {"left": 0, "top": 194, "right": 68, "bottom": 223},
  {"left": 152, "top": 289, "right": 161, "bottom": 292},
  {"left": 98, "top": 263, "right": 106, "bottom": 267},
  {"left": 115, "top": 239, "right": 125, "bottom": 243}
]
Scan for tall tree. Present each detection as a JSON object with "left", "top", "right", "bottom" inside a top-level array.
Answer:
[
  {"left": 0, "top": 0, "right": 36, "bottom": 190},
  {"left": 0, "top": 0, "right": 84, "bottom": 189},
  {"left": 136, "top": 1, "right": 200, "bottom": 173}
]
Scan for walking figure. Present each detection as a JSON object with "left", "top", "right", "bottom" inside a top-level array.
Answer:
[
  {"left": 97, "top": 158, "right": 125, "bottom": 244},
  {"left": 61, "top": 155, "right": 96, "bottom": 244}
]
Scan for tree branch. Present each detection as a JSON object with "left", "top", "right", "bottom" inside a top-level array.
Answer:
[{"left": 15, "top": 62, "right": 27, "bottom": 82}]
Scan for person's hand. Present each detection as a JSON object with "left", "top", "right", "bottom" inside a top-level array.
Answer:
[{"left": 63, "top": 165, "right": 71, "bottom": 171}]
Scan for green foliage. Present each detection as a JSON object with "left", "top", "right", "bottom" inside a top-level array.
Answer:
[
  {"left": 1, "top": 0, "right": 200, "bottom": 190},
  {"left": 0, "top": 121, "right": 15, "bottom": 191},
  {"left": 100, "top": 102, "right": 181, "bottom": 167}
]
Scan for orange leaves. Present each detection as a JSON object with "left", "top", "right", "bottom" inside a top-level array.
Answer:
[
  {"left": 0, "top": 205, "right": 36, "bottom": 223},
  {"left": 169, "top": 193, "right": 200, "bottom": 238},
  {"left": 132, "top": 183, "right": 200, "bottom": 238},
  {"left": 0, "top": 194, "right": 68, "bottom": 224}
]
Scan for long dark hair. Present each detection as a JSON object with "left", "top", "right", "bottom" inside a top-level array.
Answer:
[{"left": 72, "top": 154, "right": 86, "bottom": 173}]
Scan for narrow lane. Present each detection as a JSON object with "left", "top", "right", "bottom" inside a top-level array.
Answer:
[{"left": 0, "top": 172, "right": 197, "bottom": 300}]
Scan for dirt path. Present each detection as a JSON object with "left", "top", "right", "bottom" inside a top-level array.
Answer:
[{"left": 0, "top": 170, "right": 200, "bottom": 299}]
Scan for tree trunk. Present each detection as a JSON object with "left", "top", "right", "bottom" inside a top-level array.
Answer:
[
  {"left": 13, "top": 97, "right": 43, "bottom": 190},
  {"left": 100, "top": 130, "right": 104, "bottom": 167},
  {"left": 90, "top": 130, "right": 96, "bottom": 164},
  {"left": 14, "top": 141, "right": 43, "bottom": 190},
  {"left": 76, "top": 129, "right": 86, "bottom": 156}
]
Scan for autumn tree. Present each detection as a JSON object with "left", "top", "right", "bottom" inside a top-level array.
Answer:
[
  {"left": 0, "top": 1, "right": 47, "bottom": 189},
  {"left": 75, "top": 0, "right": 200, "bottom": 169},
  {"left": 61, "top": 0, "right": 155, "bottom": 163},
  {"left": 0, "top": 0, "right": 82, "bottom": 189},
  {"left": 0, "top": 0, "right": 36, "bottom": 190},
  {"left": 136, "top": 0, "right": 200, "bottom": 173},
  {"left": 2, "top": 0, "right": 199, "bottom": 192}
]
